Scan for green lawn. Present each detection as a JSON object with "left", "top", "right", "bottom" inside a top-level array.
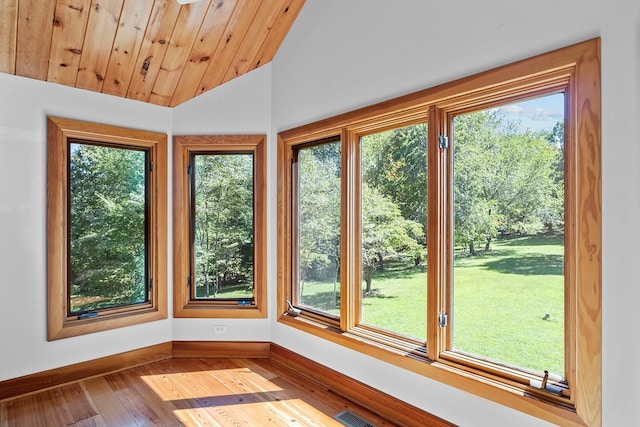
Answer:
[
  {"left": 453, "top": 235, "right": 564, "bottom": 376},
  {"left": 300, "top": 234, "right": 565, "bottom": 377}
]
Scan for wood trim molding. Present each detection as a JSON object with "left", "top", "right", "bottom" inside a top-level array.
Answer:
[
  {"left": 269, "top": 343, "right": 455, "bottom": 427},
  {"left": 172, "top": 341, "right": 270, "bottom": 358},
  {"left": 0, "top": 343, "right": 172, "bottom": 401}
]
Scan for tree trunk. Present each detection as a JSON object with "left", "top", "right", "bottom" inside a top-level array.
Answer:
[
  {"left": 484, "top": 236, "right": 492, "bottom": 252},
  {"left": 378, "top": 253, "right": 384, "bottom": 271},
  {"left": 469, "top": 240, "right": 477, "bottom": 256},
  {"left": 364, "top": 276, "right": 372, "bottom": 293},
  {"left": 363, "top": 265, "right": 373, "bottom": 293}
]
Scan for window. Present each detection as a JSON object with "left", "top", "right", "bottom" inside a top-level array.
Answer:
[
  {"left": 360, "top": 123, "right": 428, "bottom": 342},
  {"left": 47, "top": 117, "right": 168, "bottom": 340},
  {"left": 293, "top": 138, "right": 342, "bottom": 320},
  {"left": 278, "top": 39, "right": 601, "bottom": 426},
  {"left": 446, "top": 94, "right": 566, "bottom": 379},
  {"left": 173, "top": 135, "right": 266, "bottom": 318}
]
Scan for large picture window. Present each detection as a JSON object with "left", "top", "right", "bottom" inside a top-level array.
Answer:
[
  {"left": 173, "top": 135, "right": 266, "bottom": 318},
  {"left": 278, "top": 39, "right": 601, "bottom": 426},
  {"left": 47, "top": 117, "right": 168, "bottom": 340}
]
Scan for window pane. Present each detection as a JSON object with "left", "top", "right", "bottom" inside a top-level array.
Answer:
[
  {"left": 69, "top": 142, "right": 148, "bottom": 314},
  {"left": 192, "top": 153, "right": 254, "bottom": 300},
  {"left": 451, "top": 93, "right": 565, "bottom": 377},
  {"left": 360, "top": 124, "right": 427, "bottom": 341},
  {"left": 295, "top": 141, "right": 341, "bottom": 315}
]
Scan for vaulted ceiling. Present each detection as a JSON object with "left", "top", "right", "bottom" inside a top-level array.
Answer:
[{"left": 0, "top": 0, "right": 305, "bottom": 107}]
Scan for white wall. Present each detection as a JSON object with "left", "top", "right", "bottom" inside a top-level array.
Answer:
[
  {"left": 0, "top": 74, "right": 174, "bottom": 381},
  {"left": 270, "top": 0, "right": 640, "bottom": 426}
]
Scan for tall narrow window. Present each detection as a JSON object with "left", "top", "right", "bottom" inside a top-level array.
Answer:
[
  {"left": 47, "top": 117, "right": 168, "bottom": 341},
  {"left": 449, "top": 93, "right": 566, "bottom": 378},
  {"left": 359, "top": 123, "right": 428, "bottom": 341},
  {"left": 191, "top": 153, "right": 254, "bottom": 302},
  {"left": 293, "top": 139, "right": 342, "bottom": 319},
  {"left": 173, "top": 135, "right": 266, "bottom": 318},
  {"left": 69, "top": 141, "right": 150, "bottom": 314}
]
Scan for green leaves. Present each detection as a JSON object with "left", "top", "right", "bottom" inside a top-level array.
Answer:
[
  {"left": 192, "top": 153, "right": 254, "bottom": 298},
  {"left": 453, "top": 110, "right": 564, "bottom": 253},
  {"left": 69, "top": 143, "right": 147, "bottom": 312}
]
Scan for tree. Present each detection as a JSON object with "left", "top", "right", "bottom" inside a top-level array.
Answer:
[
  {"left": 297, "top": 142, "right": 342, "bottom": 306},
  {"left": 70, "top": 143, "right": 147, "bottom": 311},
  {"left": 193, "top": 154, "right": 254, "bottom": 297},
  {"left": 361, "top": 185, "right": 424, "bottom": 292},
  {"left": 452, "top": 110, "right": 563, "bottom": 254},
  {"left": 297, "top": 140, "right": 425, "bottom": 296},
  {"left": 363, "top": 123, "right": 427, "bottom": 228},
  {"left": 541, "top": 120, "right": 565, "bottom": 232}
]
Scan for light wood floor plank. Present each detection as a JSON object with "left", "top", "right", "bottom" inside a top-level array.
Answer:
[
  {"left": 80, "top": 377, "right": 139, "bottom": 427},
  {"left": 61, "top": 382, "right": 99, "bottom": 423},
  {"left": 37, "top": 388, "right": 75, "bottom": 426},
  {"left": 110, "top": 366, "right": 184, "bottom": 426},
  {"left": 104, "top": 370, "right": 167, "bottom": 426}
]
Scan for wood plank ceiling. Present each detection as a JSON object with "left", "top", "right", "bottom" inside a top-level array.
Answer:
[{"left": 0, "top": 0, "right": 305, "bottom": 107}]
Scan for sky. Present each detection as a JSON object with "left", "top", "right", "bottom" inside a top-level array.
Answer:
[{"left": 497, "top": 92, "right": 564, "bottom": 132}]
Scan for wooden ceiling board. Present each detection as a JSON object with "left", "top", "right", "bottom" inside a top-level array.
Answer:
[
  {"left": 196, "top": 0, "right": 263, "bottom": 97},
  {"left": 220, "top": 0, "right": 287, "bottom": 86},
  {"left": 101, "top": 0, "right": 154, "bottom": 97},
  {"left": 75, "top": 0, "right": 124, "bottom": 92},
  {"left": 0, "top": 0, "right": 18, "bottom": 74},
  {"left": 16, "top": 0, "right": 56, "bottom": 80},
  {"left": 148, "top": 0, "right": 211, "bottom": 106},
  {"left": 47, "top": 0, "right": 91, "bottom": 87},
  {"left": 250, "top": 0, "right": 304, "bottom": 71},
  {"left": 169, "top": 0, "right": 238, "bottom": 107},
  {"left": 125, "top": 0, "right": 181, "bottom": 102},
  {"left": 1, "top": 0, "right": 306, "bottom": 107}
]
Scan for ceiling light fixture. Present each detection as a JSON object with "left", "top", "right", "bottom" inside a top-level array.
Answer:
[{"left": 177, "top": 0, "right": 203, "bottom": 4}]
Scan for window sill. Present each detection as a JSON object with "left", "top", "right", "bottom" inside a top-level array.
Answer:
[
  {"left": 173, "top": 300, "right": 267, "bottom": 319},
  {"left": 174, "top": 304, "right": 267, "bottom": 319},
  {"left": 277, "top": 313, "right": 583, "bottom": 426},
  {"left": 50, "top": 308, "right": 166, "bottom": 341}
]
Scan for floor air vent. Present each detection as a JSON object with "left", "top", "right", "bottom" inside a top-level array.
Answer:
[{"left": 334, "top": 410, "right": 378, "bottom": 427}]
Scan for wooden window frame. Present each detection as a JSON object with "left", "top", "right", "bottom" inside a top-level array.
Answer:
[
  {"left": 173, "top": 135, "right": 267, "bottom": 318},
  {"left": 277, "top": 39, "right": 600, "bottom": 426},
  {"left": 47, "top": 117, "right": 168, "bottom": 341}
]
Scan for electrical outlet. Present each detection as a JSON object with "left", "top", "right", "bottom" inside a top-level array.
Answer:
[{"left": 213, "top": 325, "right": 227, "bottom": 334}]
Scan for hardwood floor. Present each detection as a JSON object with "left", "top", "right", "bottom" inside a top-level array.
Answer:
[{"left": 0, "top": 357, "right": 396, "bottom": 426}]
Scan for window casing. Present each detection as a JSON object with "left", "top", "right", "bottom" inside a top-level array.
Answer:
[
  {"left": 173, "top": 135, "right": 267, "bottom": 318},
  {"left": 47, "top": 117, "right": 168, "bottom": 341},
  {"left": 277, "top": 39, "right": 600, "bottom": 426}
]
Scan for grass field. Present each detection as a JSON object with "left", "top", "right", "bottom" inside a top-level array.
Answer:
[{"left": 299, "top": 234, "right": 565, "bottom": 377}]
